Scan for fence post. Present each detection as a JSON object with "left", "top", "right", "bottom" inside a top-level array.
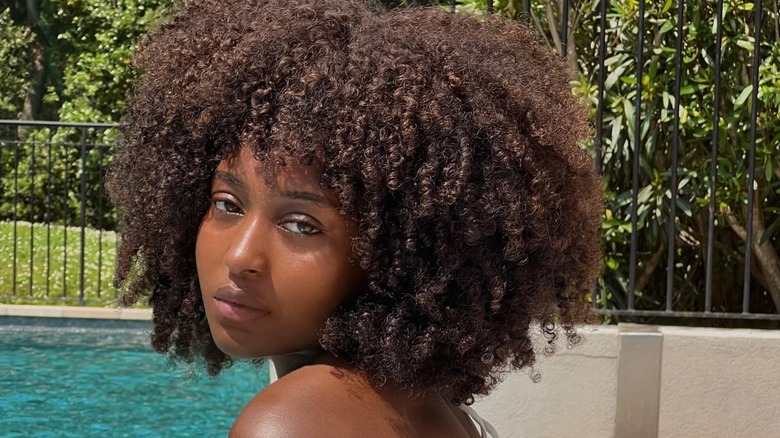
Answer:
[
  {"left": 615, "top": 324, "right": 663, "bottom": 438},
  {"left": 79, "top": 127, "right": 87, "bottom": 306}
]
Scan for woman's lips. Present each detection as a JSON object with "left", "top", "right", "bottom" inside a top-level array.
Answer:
[
  {"left": 212, "top": 286, "right": 270, "bottom": 322},
  {"left": 213, "top": 297, "right": 269, "bottom": 322}
]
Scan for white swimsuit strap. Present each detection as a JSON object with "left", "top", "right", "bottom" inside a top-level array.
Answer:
[{"left": 457, "top": 404, "right": 499, "bottom": 438}]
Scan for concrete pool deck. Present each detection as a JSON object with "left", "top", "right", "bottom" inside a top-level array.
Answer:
[{"left": 0, "top": 304, "right": 151, "bottom": 320}]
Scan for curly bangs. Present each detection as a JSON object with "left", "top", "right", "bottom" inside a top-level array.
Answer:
[{"left": 108, "top": 0, "right": 604, "bottom": 404}]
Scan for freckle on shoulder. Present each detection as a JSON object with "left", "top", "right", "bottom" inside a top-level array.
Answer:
[{"left": 229, "top": 364, "right": 399, "bottom": 438}]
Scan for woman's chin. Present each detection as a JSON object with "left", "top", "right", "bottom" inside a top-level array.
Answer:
[
  {"left": 207, "top": 320, "right": 320, "bottom": 359},
  {"left": 208, "top": 326, "right": 267, "bottom": 359},
  {"left": 214, "top": 339, "right": 266, "bottom": 360}
]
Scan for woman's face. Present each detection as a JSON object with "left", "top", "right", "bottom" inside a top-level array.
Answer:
[{"left": 195, "top": 147, "right": 365, "bottom": 359}]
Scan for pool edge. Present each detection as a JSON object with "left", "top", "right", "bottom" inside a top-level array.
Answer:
[{"left": 0, "top": 304, "right": 151, "bottom": 320}]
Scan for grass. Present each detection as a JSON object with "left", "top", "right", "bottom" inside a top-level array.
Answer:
[{"left": 0, "top": 220, "right": 119, "bottom": 306}]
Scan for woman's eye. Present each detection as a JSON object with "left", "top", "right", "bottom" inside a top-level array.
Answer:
[
  {"left": 280, "top": 221, "right": 320, "bottom": 235},
  {"left": 213, "top": 200, "right": 241, "bottom": 215}
]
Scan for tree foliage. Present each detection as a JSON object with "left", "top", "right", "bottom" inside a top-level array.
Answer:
[
  {"left": 0, "top": 0, "right": 175, "bottom": 228},
  {"left": 0, "top": 0, "right": 175, "bottom": 121},
  {"left": 1, "top": 0, "right": 778, "bottom": 322},
  {"left": 462, "top": 0, "right": 780, "bottom": 322},
  {"left": 588, "top": 0, "right": 779, "bottom": 321}
]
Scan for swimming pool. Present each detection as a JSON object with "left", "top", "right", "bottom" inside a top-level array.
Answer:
[{"left": 1, "top": 316, "right": 269, "bottom": 437}]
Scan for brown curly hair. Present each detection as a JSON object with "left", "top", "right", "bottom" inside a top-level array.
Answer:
[{"left": 108, "top": 0, "right": 603, "bottom": 405}]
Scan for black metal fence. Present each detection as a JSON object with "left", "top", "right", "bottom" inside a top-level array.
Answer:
[
  {"left": 0, "top": 120, "right": 117, "bottom": 305},
  {"left": 582, "top": 0, "right": 779, "bottom": 323},
  {"left": 1, "top": 0, "right": 778, "bottom": 324}
]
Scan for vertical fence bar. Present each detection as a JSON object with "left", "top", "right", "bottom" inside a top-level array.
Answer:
[
  {"left": 628, "top": 0, "right": 646, "bottom": 310},
  {"left": 704, "top": 0, "right": 724, "bottom": 313},
  {"left": 449, "top": 0, "right": 454, "bottom": 13},
  {"left": 0, "top": 139, "right": 5, "bottom": 295},
  {"left": 98, "top": 144, "right": 104, "bottom": 298},
  {"left": 561, "top": 0, "right": 570, "bottom": 59},
  {"left": 12, "top": 142, "right": 20, "bottom": 297},
  {"left": 665, "top": 0, "right": 686, "bottom": 312},
  {"left": 79, "top": 128, "right": 88, "bottom": 306},
  {"left": 774, "top": 1, "right": 779, "bottom": 45},
  {"left": 523, "top": 0, "right": 530, "bottom": 17},
  {"left": 46, "top": 129, "right": 53, "bottom": 297},
  {"left": 29, "top": 137, "right": 35, "bottom": 297},
  {"left": 773, "top": 1, "right": 779, "bottom": 45},
  {"left": 595, "top": 0, "right": 607, "bottom": 176},
  {"left": 743, "top": 1, "right": 763, "bottom": 314},
  {"left": 115, "top": 232, "right": 120, "bottom": 299},
  {"left": 593, "top": 0, "right": 609, "bottom": 311},
  {"left": 487, "top": 0, "right": 493, "bottom": 14},
  {"left": 0, "top": 140, "right": 2, "bottom": 291},
  {"left": 62, "top": 137, "right": 68, "bottom": 298}
]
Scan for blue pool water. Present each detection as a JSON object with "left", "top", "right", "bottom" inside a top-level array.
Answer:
[{"left": 0, "top": 316, "right": 269, "bottom": 437}]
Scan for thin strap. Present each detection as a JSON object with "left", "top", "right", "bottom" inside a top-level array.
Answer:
[{"left": 457, "top": 404, "right": 500, "bottom": 438}]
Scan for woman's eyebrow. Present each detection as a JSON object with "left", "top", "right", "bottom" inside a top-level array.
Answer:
[
  {"left": 279, "top": 190, "right": 336, "bottom": 208},
  {"left": 214, "top": 171, "right": 245, "bottom": 188},
  {"left": 215, "top": 170, "right": 335, "bottom": 207}
]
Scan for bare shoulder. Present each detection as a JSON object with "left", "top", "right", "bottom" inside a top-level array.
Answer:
[{"left": 229, "top": 364, "right": 402, "bottom": 438}]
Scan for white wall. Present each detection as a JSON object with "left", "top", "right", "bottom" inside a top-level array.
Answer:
[
  {"left": 473, "top": 325, "right": 780, "bottom": 438},
  {"left": 658, "top": 327, "right": 780, "bottom": 438}
]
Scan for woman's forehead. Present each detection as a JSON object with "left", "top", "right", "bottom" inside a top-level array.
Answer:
[{"left": 216, "top": 146, "right": 336, "bottom": 204}]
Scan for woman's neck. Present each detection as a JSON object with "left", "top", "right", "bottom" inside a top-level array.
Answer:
[{"left": 270, "top": 349, "right": 324, "bottom": 379}]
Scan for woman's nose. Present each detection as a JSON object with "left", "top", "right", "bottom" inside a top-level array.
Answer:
[{"left": 223, "top": 218, "right": 270, "bottom": 277}]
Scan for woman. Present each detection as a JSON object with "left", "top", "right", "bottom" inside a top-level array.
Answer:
[{"left": 108, "top": 0, "right": 603, "bottom": 436}]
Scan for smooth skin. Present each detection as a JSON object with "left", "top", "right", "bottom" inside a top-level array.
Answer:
[
  {"left": 196, "top": 147, "right": 480, "bottom": 437},
  {"left": 196, "top": 146, "right": 365, "bottom": 359},
  {"left": 231, "top": 355, "right": 480, "bottom": 438}
]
